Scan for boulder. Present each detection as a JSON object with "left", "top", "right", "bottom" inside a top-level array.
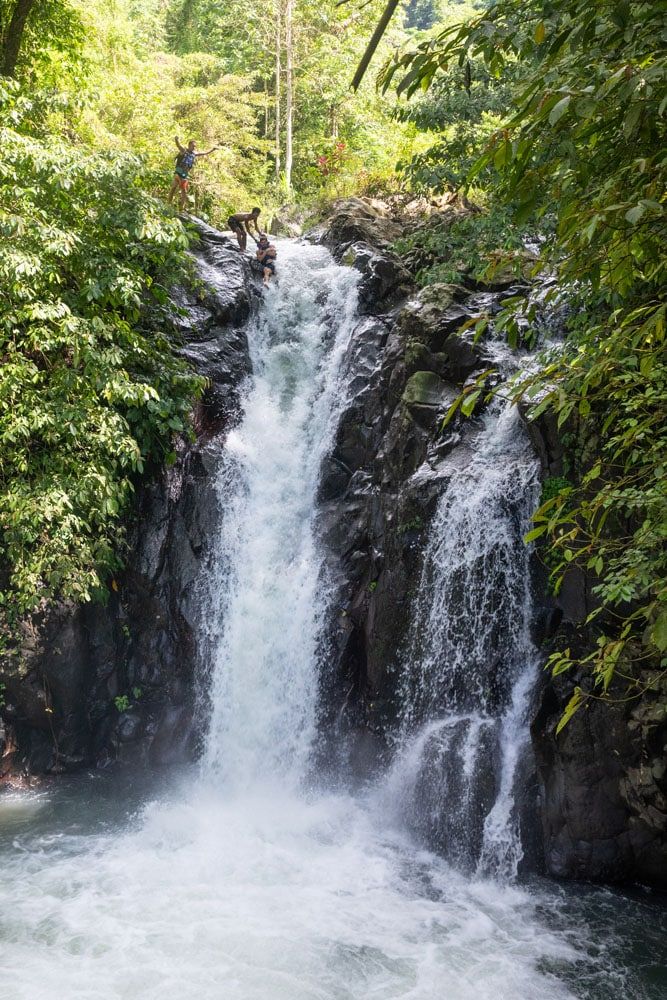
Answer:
[{"left": 321, "top": 197, "right": 404, "bottom": 249}]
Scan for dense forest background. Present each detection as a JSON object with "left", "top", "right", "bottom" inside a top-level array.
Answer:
[
  {"left": 1, "top": 0, "right": 467, "bottom": 219},
  {"left": 1, "top": 0, "right": 665, "bottom": 722}
]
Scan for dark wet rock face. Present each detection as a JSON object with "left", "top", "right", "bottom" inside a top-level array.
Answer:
[
  {"left": 314, "top": 198, "right": 413, "bottom": 314},
  {"left": 316, "top": 196, "right": 667, "bottom": 888},
  {"left": 531, "top": 668, "right": 667, "bottom": 889},
  {"left": 522, "top": 400, "right": 667, "bottom": 888},
  {"left": 0, "top": 225, "right": 257, "bottom": 776},
  {"left": 314, "top": 206, "right": 494, "bottom": 743}
]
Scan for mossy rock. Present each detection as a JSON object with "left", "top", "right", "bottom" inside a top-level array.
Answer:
[
  {"left": 402, "top": 370, "right": 447, "bottom": 409},
  {"left": 404, "top": 339, "right": 432, "bottom": 373},
  {"left": 417, "top": 282, "right": 466, "bottom": 309}
]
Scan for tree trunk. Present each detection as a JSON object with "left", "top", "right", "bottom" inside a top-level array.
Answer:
[
  {"left": 274, "top": 0, "right": 281, "bottom": 183},
  {"left": 2, "top": 0, "right": 38, "bottom": 76},
  {"left": 284, "top": 0, "right": 294, "bottom": 191}
]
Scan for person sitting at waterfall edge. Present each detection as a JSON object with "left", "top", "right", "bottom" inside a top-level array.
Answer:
[
  {"left": 256, "top": 234, "right": 277, "bottom": 286},
  {"left": 228, "top": 207, "right": 262, "bottom": 251},
  {"left": 168, "top": 136, "right": 219, "bottom": 211}
]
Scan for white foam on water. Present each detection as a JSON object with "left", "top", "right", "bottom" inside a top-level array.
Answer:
[
  {"left": 379, "top": 340, "right": 542, "bottom": 877},
  {"left": 0, "top": 786, "right": 581, "bottom": 1000},
  {"left": 200, "top": 241, "right": 360, "bottom": 790}
]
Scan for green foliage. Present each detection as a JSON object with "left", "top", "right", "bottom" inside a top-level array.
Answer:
[
  {"left": 383, "top": 0, "right": 667, "bottom": 721},
  {"left": 161, "top": 0, "right": 416, "bottom": 202},
  {"left": 398, "top": 515, "right": 424, "bottom": 534},
  {"left": 403, "top": 0, "right": 443, "bottom": 33},
  {"left": 73, "top": 3, "right": 269, "bottom": 226},
  {"left": 0, "top": 81, "right": 202, "bottom": 626},
  {"left": 0, "top": 0, "right": 84, "bottom": 77},
  {"left": 540, "top": 476, "right": 570, "bottom": 506},
  {"left": 114, "top": 694, "right": 130, "bottom": 712},
  {"left": 520, "top": 307, "right": 667, "bottom": 693},
  {"left": 394, "top": 201, "right": 531, "bottom": 285},
  {"left": 393, "top": 54, "right": 516, "bottom": 192}
]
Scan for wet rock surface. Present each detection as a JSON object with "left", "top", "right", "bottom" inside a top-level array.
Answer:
[
  {"left": 0, "top": 223, "right": 258, "bottom": 777},
  {"left": 317, "top": 196, "right": 666, "bottom": 888},
  {"left": 522, "top": 398, "right": 667, "bottom": 888},
  {"left": 532, "top": 667, "right": 667, "bottom": 889},
  {"left": 314, "top": 197, "right": 413, "bottom": 314},
  {"left": 314, "top": 202, "right": 497, "bottom": 741}
]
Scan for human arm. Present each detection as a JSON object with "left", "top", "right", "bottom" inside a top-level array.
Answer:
[
  {"left": 194, "top": 145, "right": 219, "bottom": 158},
  {"left": 244, "top": 220, "right": 260, "bottom": 241},
  {"left": 175, "top": 136, "right": 185, "bottom": 152}
]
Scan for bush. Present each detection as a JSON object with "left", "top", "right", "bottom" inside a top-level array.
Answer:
[
  {"left": 394, "top": 200, "right": 533, "bottom": 286},
  {"left": 0, "top": 82, "right": 202, "bottom": 633}
]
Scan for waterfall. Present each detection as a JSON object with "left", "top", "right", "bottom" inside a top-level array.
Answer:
[
  {"left": 0, "top": 238, "right": 643, "bottom": 1000},
  {"left": 385, "top": 379, "right": 541, "bottom": 876},
  {"left": 201, "top": 239, "right": 541, "bottom": 874},
  {"left": 201, "top": 241, "right": 360, "bottom": 789}
]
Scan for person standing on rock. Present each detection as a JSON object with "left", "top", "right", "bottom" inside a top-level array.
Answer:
[
  {"left": 228, "top": 207, "right": 262, "bottom": 251},
  {"left": 168, "top": 136, "right": 219, "bottom": 212}
]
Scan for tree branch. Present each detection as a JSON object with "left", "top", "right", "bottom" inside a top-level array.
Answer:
[{"left": 351, "top": 0, "right": 400, "bottom": 91}]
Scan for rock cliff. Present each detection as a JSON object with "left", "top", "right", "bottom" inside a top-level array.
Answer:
[
  {"left": 524, "top": 409, "right": 667, "bottom": 888},
  {"left": 0, "top": 223, "right": 257, "bottom": 775},
  {"left": 314, "top": 196, "right": 666, "bottom": 889}
]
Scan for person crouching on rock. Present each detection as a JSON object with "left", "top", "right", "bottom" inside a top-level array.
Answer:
[
  {"left": 228, "top": 207, "right": 262, "bottom": 251},
  {"left": 168, "top": 136, "right": 219, "bottom": 212},
  {"left": 256, "top": 234, "right": 277, "bottom": 286}
]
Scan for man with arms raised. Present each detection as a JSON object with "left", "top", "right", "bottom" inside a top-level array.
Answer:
[{"left": 168, "top": 136, "right": 219, "bottom": 211}]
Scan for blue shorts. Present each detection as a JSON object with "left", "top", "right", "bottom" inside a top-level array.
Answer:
[{"left": 262, "top": 259, "right": 276, "bottom": 274}]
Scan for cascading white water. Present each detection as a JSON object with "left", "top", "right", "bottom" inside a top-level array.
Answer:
[
  {"left": 201, "top": 241, "right": 360, "bottom": 789},
  {"left": 387, "top": 349, "right": 541, "bottom": 878},
  {"left": 0, "top": 241, "right": 644, "bottom": 1000}
]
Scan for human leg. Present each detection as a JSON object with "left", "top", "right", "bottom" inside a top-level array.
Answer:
[
  {"left": 168, "top": 175, "right": 180, "bottom": 204},
  {"left": 178, "top": 176, "right": 189, "bottom": 211},
  {"left": 228, "top": 218, "right": 244, "bottom": 250}
]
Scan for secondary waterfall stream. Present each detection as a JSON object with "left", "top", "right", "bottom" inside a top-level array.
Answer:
[
  {"left": 0, "top": 241, "right": 662, "bottom": 1000},
  {"left": 385, "top": 346, "right": 541, "bottom": 879}
]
